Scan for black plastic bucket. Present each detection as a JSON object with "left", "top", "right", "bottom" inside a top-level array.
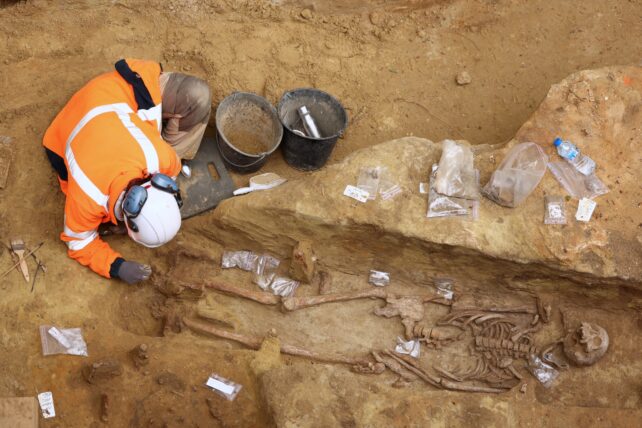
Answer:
[
  {"left": 215, "top": 92, "right": 283, "bottom": 174},
  {"left": 277, "top": 88, "right": 348, "bottom": 171}
]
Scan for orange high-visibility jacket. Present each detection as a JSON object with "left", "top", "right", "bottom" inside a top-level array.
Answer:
[{"left": 43, "top": 59, "right": 181, "bottom": 278}]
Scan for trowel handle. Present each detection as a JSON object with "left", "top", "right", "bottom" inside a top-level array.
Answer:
[{"left": 233, "top": 187, "right": 253, "bottom": 196}]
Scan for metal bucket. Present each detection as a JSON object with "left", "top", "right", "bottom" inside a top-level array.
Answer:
[
  {"left": 215, "top": 92, "right": 283, "bottom": 174},
  {"left": 277, "top": 88, "right": 348, "bottom": 171}
]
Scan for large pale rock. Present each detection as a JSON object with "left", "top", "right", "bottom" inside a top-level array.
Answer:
[{"left": 205, "top": 66, "right": 641, "bottom": 290}]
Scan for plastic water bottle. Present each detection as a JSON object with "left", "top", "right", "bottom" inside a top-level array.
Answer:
[{"left": 553, "top": 137, "right": 596, "bottom": 175}]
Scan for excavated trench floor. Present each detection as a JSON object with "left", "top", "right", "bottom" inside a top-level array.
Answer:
[{"left": 0, "top": 0, "right": 641, "bottom": 426}]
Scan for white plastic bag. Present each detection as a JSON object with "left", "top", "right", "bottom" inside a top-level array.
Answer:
[
  {"left": 252, "top": 254, "right": 280, "bottom": 289},
  {"left": 427, "top": 164, "right": 478, "bottom": 219},
  {"left": 40, "top": 325, "right": 88, "bottom": 356},
  {"left": 221, "top": 250, "right": 259, "bottom": 271},
  {"left": 378, "top": 169, "right": 402, "bottom": 200},
  {"left": 483, "top": 142, "right": 548, "bottom": 207},
  {"left": 395, "top": 337, "right": 421, "bottom": 358},
  {"left": 435, "top": 140, "right": 479, "bottom": 200},
  {"left": 357, "top": 166, "right": 383, "bottom": 201},
  {"left": 544, "top": 196, "right": 566, "bottom": 225},
  {"left": 368, "top": 270, "right": 390, "bottom": 287},
  {"left": 434, "top": 277, "right": 454, "bottom": 300},
  {"left": 527, "top": 355, "right": 559, "bottom": 388},
  {"left": 270, "top": 276, "right": 299, "bottom": 297}
]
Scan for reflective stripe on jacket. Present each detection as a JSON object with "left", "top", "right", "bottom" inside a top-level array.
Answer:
[{"left": 43, "top": 59, "right": 181, "bottom": 278}]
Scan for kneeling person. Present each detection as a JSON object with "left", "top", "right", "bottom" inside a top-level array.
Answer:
[{"left": 43, "top": 59, "right": 211, "bottom": 284}]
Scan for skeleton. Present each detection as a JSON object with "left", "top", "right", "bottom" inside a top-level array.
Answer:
[
  {"left": 204, "top": 280, "right": 280, "bottom": 305},
  {"left": 282, "top": 289, "right": 451, "bottom": 312},
  {"left": 383, "top": 350, "right": 509, "bottom": 393},
  {"left": 426, "top": 309, "right": 541, "bottom": 388},
  {"left": 184, "top": 269, "right": 610, "bottom": 394},
  {"left": 183, "top": 316, "right": 384, "bottom": 373},
  {"left": 317, "top": 271, "right": 331, "bottom": 295},
  {"left": 412, "top": 325, "right": 464, "bottom": 349},
  {"left": 371, "top": 351, "right": 417, "bottom": 383},
  {"left": 373, "top": 296, "right": 425, "bottom": 340}
]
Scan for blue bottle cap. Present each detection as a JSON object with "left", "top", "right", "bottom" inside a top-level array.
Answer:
[{"left": 553, "top": 137, "right": 562, "bottom": 147}]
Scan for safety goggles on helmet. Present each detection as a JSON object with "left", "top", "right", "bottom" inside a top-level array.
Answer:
[{"left": 123, "top": 173, "right": 183, "bottom": 232}]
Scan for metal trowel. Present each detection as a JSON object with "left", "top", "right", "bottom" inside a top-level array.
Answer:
[
  {"left": 233, "top": 173, "right": 287, "bottom": 196},
  {"left": 177, "top": 136, "right": 236, "bottom": 219}
]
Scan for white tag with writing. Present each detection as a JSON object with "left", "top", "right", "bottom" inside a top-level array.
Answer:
[
  {"left": 575, "top": 198, "right": 597, "bottom": 222},
  {"left": 205, "top": 374, "right": 242, "bottom": 401},
  {"left": 38, "top": 391, "right": 56, "bottom": 419},
  {"left": 343, "top": 185, "right": 370, "bottom": 203},
  {"left": 206, "top": 377, "right": 236, "bottom": 395}
]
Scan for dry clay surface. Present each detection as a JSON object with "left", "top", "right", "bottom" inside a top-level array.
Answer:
[{"left": 0, "top": 0, "right": 641, "bottom": 427}]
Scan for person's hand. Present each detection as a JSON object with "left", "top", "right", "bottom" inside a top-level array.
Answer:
[
  {"left": 117, "top": 261, "right": 152, "bottom": 285},
  {"left": 99, "top": 222, "right": 127, "bottom": 236}
]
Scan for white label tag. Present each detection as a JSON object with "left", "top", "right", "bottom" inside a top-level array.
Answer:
[
  {"left": 48, "top": 327, "right": 71, "bottom": 348},
  {"left": 548, "top": 204, "right": 563, "bottom": 219},
  {"left": 343, "top": 185, "right": 370, "bottom": 203},
  {"left": 575, "top": 198, "right": 597, "bottom": 222},
  {"left": 38, "top": 391, "right": 56, "bottom": 419},
  {"left": 419, "top": 182, "right": 429, "bottom": 194},
  {"left": 207, "top": 377, "right": 236, "bottom": 395}
]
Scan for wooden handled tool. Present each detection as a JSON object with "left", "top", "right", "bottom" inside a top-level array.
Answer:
[
  {"left": 10, "top": 239, "right": 29, "bottom": 283},
  {"left": 1, "top": 242, "right": 44, "bottom": 279}
]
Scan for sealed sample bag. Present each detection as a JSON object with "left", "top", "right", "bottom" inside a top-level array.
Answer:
[
  {"left": 482, "top": 142, "right": 548, "bottom": 207},
  {"left": 434, "top": 139, "right": 479, "bottom": 200}
]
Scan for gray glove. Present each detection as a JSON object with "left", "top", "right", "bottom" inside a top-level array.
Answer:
[{"left": 117, "top": 261, "right": 152, "bottom": 285}]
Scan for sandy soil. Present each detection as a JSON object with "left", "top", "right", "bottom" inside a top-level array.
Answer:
[{"left": 0, "top": 0, "right": 641, "bottom": 426}]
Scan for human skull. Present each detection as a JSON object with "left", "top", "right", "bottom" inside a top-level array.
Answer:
[{"left": 563, "top": 322, "right": 609, "bottom": 366}]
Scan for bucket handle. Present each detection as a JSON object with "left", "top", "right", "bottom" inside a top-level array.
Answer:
[{"left": 216, "top": 132, "right": 267, "bottom": 169}]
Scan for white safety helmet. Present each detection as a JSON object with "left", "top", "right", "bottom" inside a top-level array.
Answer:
[{"left": 122, "top": 175, "right": 182, "bottom": 248}]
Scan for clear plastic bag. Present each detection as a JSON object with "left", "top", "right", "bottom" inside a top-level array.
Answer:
[
  {"left": 544, "top": 195, "right": 566, "bottom": 225},
  {"left": 368, "top": 270, "right": 390, "bottom": 287},
  {"left": 357, "top": 166, "right": 383, "bottom": 201},
  {"left": 395, "top": 337, "right": 421, "bottom": 358},
  {"left": 427, "top": 164, "right": 479, "bottom": 219},
  {"left": 482, "top": 142, "right": 548, "bottom": 207},
  {"left": 434, "top": 277, "right": 454, "bottom": 300},
  {"left": 270, "top": 276, "right": 299, "bottom": 297},
  {"left": 547, "top": 162, "right": 609, "bottom": 200},
  {"left": 40, "top": 325, "right": 88, "bottom": 356},
  {"left": 527, "top": 355, "right": 559, "bottom": 388},
  {"left": 379, "top": 169, "right": 402, "bottom": 200},
  {"left": 221, "top": 250, "right": 259, "bottom": 271},
  {"left": 434, "top": 140, "right": 479, "bottom": 200},
  {"left": 252, "top": 254, "right": 280, "bottom": 290},
  {"left": 206, "top": 373, "right": 243, "bottom": 401}
]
